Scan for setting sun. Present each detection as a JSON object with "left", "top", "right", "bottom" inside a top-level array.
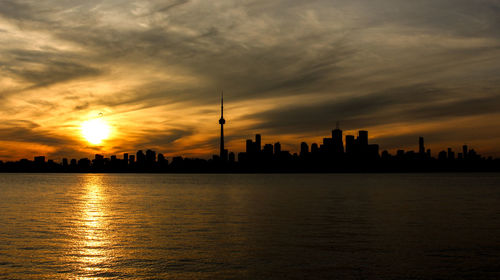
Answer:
[{"left": 81, "top": 117, "right": 111, "bottom": 145}]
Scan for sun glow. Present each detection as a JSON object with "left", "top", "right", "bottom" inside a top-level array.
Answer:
[{"left": 81, "top": 117, "right": 111, "bottom": 145}]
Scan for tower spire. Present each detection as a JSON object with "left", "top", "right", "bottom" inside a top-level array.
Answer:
[{"left": 219, "top": 91, "right": 226, "bottom": 160}]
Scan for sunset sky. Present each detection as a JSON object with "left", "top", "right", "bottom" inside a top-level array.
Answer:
[{"left": 1, "top": 0, "right": 500, "bottom": 161}]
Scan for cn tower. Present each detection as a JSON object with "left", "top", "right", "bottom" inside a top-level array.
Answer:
[{"left": 219, "top": 92, "right": 225, "bottom": 160}]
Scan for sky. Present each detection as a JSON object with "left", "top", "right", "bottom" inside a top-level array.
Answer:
[{"left": 1, "top": 0, "right": 500, "bottom": 161}]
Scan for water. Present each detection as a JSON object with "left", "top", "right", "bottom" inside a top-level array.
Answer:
[{"left": 0, "top": 173, "right": 499, "bottom": 279}]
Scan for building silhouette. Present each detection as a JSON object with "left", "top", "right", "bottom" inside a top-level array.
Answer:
[
  {"left": 300, "top": 142, "right": 309, "bottom": 158},
  {"left": 419, "top": 137, "right": 425, "bottom": 155},
  {"left": 0, "top": 97, "right": 498, "bottom": 173},
  {"left": 219, "top": 92, "right": 227, "bottom": 161},
  {"left": 332, "top": 124, "right": 344, "bottom": 154}
]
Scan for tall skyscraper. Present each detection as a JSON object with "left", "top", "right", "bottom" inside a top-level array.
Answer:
[
  {"left": 274, "top": 142, "right": 281, "bottom": 155},
  {"left": 146, "top": 149, "right": 156, "bottom": 164},
  {"left": 358, "top": 130, "right": 368, "bottom": 147},
  {"left": 219, "top": 92, "right": 226, "bottom": 160},
  {"left": 332, "top": 123, "right": 344, "bottom": 153},
  {"left": 447, "top": 148, "right": 455, "bottom": 160},
  {"left": 300, "top": 142, "right": 309, "bottom": 157},
  {"left": 419, "top": 137, "right": 425, "bottom": 155},
  {"left": 136, "top": 150, "right": 145, "bottom": 164},
  {"left": 255, "top": 134, "right": 261, "bottom": 152}
]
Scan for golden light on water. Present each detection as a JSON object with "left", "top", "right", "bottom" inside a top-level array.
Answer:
[
  {"left": 75, "top": 175, "right": 112, "bottom": 279},
  {"left": 81, "top": 117, "right": 111, "bottom": 145}
]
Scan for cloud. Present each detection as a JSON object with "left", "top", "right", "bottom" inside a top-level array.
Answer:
[
  {"left": 0, "top": 120, "right": 73, "bottom": 145},
  {"left": 137, "top": 128, "right": 194, "bottom": 149},
  {"left": 0, "top": 49, "right": 102, "bottom": 89},
  {"left": 242, "top": 84, "right": 499, "bottom": 133},
  {"left": 74, "top": 102, "right": 90, "bottom": 111},
  {"left": 0, "top": 0, "right": 500, "bottom": 159}
]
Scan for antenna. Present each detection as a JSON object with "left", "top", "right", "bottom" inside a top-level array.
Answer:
[{"left": 336, "top": 121, "right": 340, "bottom": 130}]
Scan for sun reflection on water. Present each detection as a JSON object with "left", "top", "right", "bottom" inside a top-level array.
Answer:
[{"left": 74, "top": 175, "right": 113, "bottom": 279}]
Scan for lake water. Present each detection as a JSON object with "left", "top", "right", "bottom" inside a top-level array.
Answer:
[{"left": 0, "top": 173, "right": 499, "bottom": 279}]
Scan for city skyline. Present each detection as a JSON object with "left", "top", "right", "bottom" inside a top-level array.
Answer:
[
  {"left": 1, "top": 1, "right": 500, "bottom": 160},
  {"left": 0, "top": 120, "right": 495, "bottom": 172},
  {"left": 0, "top": 94, "right": 496, "bottom": 163}
]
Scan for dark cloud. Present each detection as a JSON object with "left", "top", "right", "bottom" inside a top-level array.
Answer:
[
  {"left": 73, "top": 102, "right": 90, "bottom": 111},
  {"left": 244, "top": 85, "right": 500, "bottom": 134},
  {"left": 147, "top": 0, "right": 190, "bottom": 15},
  {"left": 1, "top": 49, "right": 102, "bottom": 88},
  {"left": 1, "top": 0, "right": 500, "bottom": 157},
  {"left": 2, "top": 120, "right": 40, "bottom": 129},
  {"left": 0, "top": 0, "right": 36, "bottom": 22},
  {"left": 0, "top": 120, "right": 74, "bottom": 146},
  {"left": 124, "top": 128, "right": 195, "bottom": 153}
]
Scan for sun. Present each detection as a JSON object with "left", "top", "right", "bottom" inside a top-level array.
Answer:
[{"left": 81, "top": 118, "right": 111, "bottom": 145}]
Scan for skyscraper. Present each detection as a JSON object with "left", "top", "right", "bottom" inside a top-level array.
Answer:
[
  {"left": 219, "top": 92, "right": 226, "bottom": 160},
  {"left": 300, "top": 142, "right": 309, "bottom": 157},
  {"left": 447, "top": 148, "right": 455, "bottom": 160},
  {"left": 136, "top": 150, "right": 145, "bottom": 164},
  {"left": 332, "top": 123, "right": 344, "bottom": 153},
  {"left": 255, "top": 134, "right": 261, "bottom": 152},
  {"left": 146, "top": 149, "right": 156, "bottom": 164},
  {"left": 274, "top": 142, "right": 281, "bottom": 155},
  {"left": 358, "top": 130, "right": 368, "bottom": 147},
  {"left": 419, "top": 137, "right": 425, "bottom": 155}
]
